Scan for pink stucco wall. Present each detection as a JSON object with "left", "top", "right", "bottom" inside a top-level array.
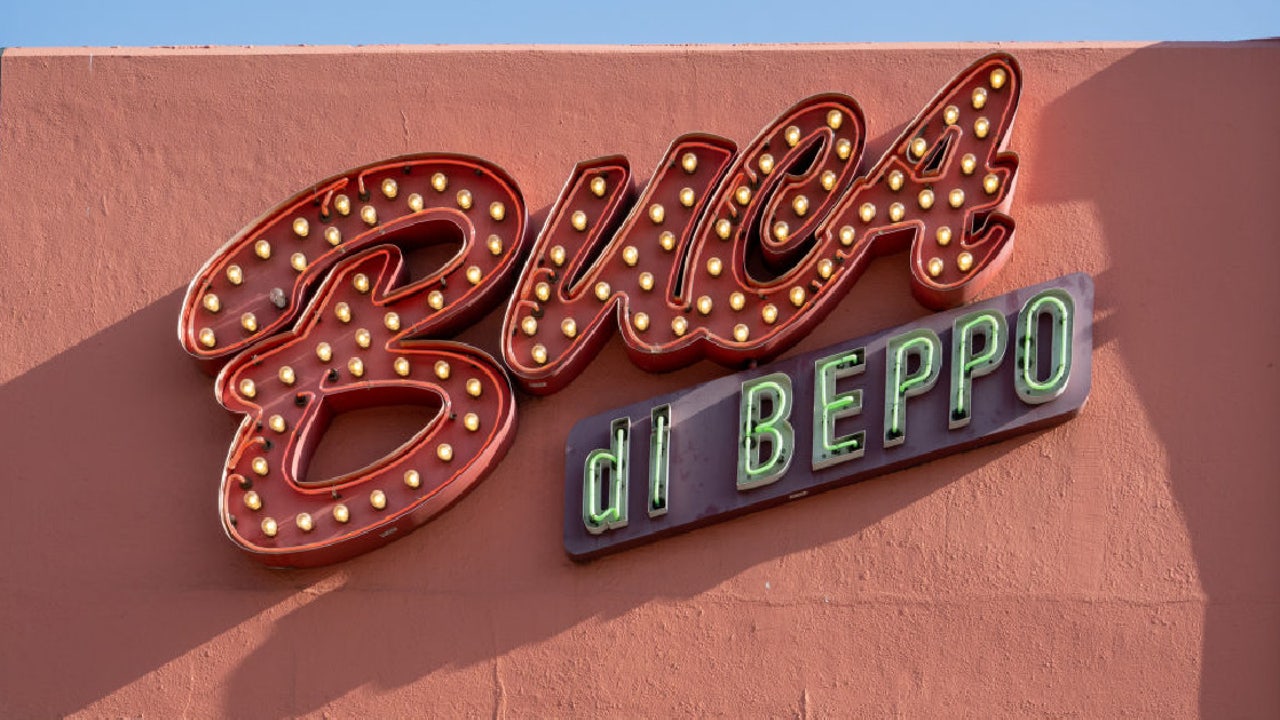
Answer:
[{"left": 0, "top": 41, "right": 1276, "bottom": 717}]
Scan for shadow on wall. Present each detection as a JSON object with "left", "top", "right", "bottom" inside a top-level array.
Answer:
[
  {"left": 0, "top": 191, "right": 993, "bottom": 716},
  {"left": 1029, "top": 41, "right": 1280, "bottom": 716}
]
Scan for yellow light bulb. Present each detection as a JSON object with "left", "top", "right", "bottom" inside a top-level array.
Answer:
[
  {"left": 789, "top": 286, "right": 806, "bottom": 307},
  {"left": 394, "top": 356, "right": 411, "bottom": 377},
  {"left": 792, "top": 195, "right": 810, "bottom": 217},
  {"left": 762, "top": 304, "right": 778, "bottom": 324},
  {"left": 243, "top": 491, "right": 262, "bottom": 511},
  {"left": 681, "top": 152, "right": 698, "bottom": 174}
]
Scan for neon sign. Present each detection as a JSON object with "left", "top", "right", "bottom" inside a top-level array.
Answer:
[
  {"left": 179, "top": 54, "right": 1025, "bottom": 567},
  {"left": 566, "top": 274, "right": 1092, "bottom": 560}
]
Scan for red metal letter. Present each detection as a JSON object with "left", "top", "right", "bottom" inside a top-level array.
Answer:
[{"left": 179, "top": 155, "right": 528, "bottom": 566}]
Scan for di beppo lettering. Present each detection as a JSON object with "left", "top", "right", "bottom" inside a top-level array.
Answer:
[{"left": 565, "top": 275, "right": 1092, "bottom": 560}]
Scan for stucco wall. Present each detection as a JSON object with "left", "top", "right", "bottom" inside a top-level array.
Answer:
[{"left": 0, "top": 42, "right": 1276, "bottom": 717}]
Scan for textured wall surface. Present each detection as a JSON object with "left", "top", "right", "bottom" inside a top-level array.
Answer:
[{"left": 0, "top": 42, "right": 1276, "bottom": 717}]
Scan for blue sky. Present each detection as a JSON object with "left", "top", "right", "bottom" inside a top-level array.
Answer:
[{"left": 2, "top": 0, "right": 1277, "bottom": 47}]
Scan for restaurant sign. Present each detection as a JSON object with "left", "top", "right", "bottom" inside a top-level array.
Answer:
[
  {"left": 177, "top": 53, "right": 1041, "bottom": 567},
  {"left": 565, "top": 273, "right": 1092, "bottom": 560}
]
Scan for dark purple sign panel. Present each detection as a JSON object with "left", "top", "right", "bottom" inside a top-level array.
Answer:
[{"left": 564, "top": 273, "right": 1093, "bottom": 560}]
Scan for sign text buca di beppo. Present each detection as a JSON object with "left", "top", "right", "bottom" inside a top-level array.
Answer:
[{"left": 176, "top": 54, "right": 1068, "bottom": 567}]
